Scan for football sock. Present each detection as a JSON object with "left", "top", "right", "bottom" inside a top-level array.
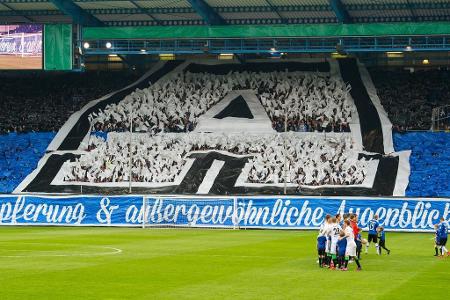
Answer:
[
  {"left": 435, "top": 246, "right": 439, "bottom": 256},
  {"left": 355, "top": 258, "right": 361, "bottom": 268}
]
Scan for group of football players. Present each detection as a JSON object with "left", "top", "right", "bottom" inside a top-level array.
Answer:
[
  {"left": 317, "top": 213, "right": 364, "bottom": 271},
  {"left": 317, "top": 213, "right": 450, "bottom": 271}
]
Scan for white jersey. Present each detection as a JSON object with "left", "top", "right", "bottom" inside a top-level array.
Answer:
[
  {"left": 318, "top": 223, "right": 326, "bottom": 237},
  {"left": 345, "top": 226, "right": 357, "bottom": 257},
  {"left": 330, "top": 223, "right": 342, "bottom": 238},
  {"left": 322, "top": 222, "right": 332, "bottom": 238},
  {"left": 345, "top": 226, "right": 355, "bottom": 242}
]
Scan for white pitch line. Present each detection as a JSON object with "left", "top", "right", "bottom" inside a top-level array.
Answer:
[
  {"left": 0, "top": 246, "right": 123, "bottom": 258},
  {"left": 184, "top": 253, "right": 296, "bottom": 259}
]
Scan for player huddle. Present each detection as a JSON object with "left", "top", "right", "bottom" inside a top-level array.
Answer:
[
  {"left": 317, "top": 213, "right": 391, "bottom": 271},
  {"left": 318, "top": 214, "right": 449, "bottom": 270},
  {"left": 317, "top": 213, "right": 362, "bottom": 271}
]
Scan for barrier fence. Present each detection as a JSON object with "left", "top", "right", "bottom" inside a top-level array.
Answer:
[{"left": 0, "top": 195, "right": 448, "bottom": 232}]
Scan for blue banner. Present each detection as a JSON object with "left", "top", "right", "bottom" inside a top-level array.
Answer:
[{"left": 0, "top": 195, "right": 449, "bottom": 231}]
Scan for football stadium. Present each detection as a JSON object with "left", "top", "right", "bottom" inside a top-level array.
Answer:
[{"left": 0, "top": 0, "right": 449, "bottom": 299}]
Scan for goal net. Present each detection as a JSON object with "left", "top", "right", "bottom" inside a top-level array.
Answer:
[{"left": 142, "top": 196, "right": 239, "bottom": 229}]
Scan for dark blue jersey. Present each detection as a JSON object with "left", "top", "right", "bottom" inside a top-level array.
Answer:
[
  {"left": 317, "top": 236, "right": 327, "bottom": 250},
  {"left": 378, "top": 231, "right": 385, "bottom": 241},
  {"left": 337, "top": 238, "right": 347, "bottom": 256},
  {"left": 437, "top": 222, "right": 448, "bottom": 240},
  {"left": 368, "top": 219, "right": 379, "bottom": 235}
]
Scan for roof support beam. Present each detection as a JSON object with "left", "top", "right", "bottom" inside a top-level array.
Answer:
[
  {"left": 405, "top": 0, "right": 418, "bottom": 22},
  {"left": 186, "top": 0, "right": 226, "bottom": 25},
  {"left": 265, "top": 0, "right": 286, "bottom": 24},
  {"left": 329, "top": 0, "right": 352, "bottom": 24},
  {"left": 129, "top": 0, "right": 161, "bottom": 25},
  {"left": 49, "top": 0, "right": 104, "bottom": 26},
  {"left": 1, "top": 2, "right": 35, "bottom": 22}
]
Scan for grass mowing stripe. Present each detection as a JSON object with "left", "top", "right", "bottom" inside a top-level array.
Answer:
[{"left": 0, "top": 227, "right": 448, "bottom": 300}]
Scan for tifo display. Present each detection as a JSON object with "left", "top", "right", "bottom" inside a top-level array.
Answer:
[
  {"left": 14, "top": 59, "right": 412, "bottom": 196},
  {"left": 0, "top": 59, "right": 448, "bottom": 196}
]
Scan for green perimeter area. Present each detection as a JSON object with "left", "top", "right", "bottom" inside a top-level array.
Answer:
[
  {"left": 83, "top": 22, "right": 450, "bottom": 40},
  {"left": 0, "top": 227, "right": 448, "bottom": 300}
]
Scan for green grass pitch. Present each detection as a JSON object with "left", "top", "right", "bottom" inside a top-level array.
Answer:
[{"left": 0, "top": 227, "right": 448, "bottom": 300}]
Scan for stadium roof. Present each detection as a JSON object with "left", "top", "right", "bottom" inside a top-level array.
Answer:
[{"left": 0, "top": 0, "right": 449, "bottom": 27}]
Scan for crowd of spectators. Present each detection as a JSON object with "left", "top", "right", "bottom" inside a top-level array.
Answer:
[
  {"left": 370, "top": 68, "right": 450, "bottom": 131},
  {"left": 0, "top": 24, "right": 42, "bottom": 35},
  {"left": 90, "top": 70, "right": 354, "bottom": 133},
  {"left": 0, "top": 71, "right": 142, "bottom": 134},
  {"left": 62, "top": 132, "right": 368, "bottom": 187}
]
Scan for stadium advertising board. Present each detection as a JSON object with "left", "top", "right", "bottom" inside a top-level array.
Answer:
[
  {"left": 0, "top": 25, "right": 42, "bottom": 69},
  {"left": 0, "top": 196, "right": 448, "bottom": 231}
]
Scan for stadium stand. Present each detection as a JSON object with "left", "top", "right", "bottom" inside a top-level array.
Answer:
[
  {"left": 90, "top": 67, "right": 353, "bottom": 134},
  {"left": 0, "top": 71, "right": 142, "bottom": 133},
  {"left": 370, "top": 68, "right": 450, "bottom": 131},
  {"left": 12, "top": 59, "right": 409, "bottom": 197},
  {"left": 0, "top": 60, "right": 448, "bottom": 197},
  {"left": 0, "top": 132, "right": 55, "bottom": 193},
  {"left": 394, "top": 132, "right": 450, "bottom": 197},
  {"left": 62, "top": 132, "right": 367, "bottom": 186}
]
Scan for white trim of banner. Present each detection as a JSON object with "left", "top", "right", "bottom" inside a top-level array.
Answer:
[
  {"left": 0, "top": 221, "right": 438, "bottom": 232},
  {"left": 393, "top": 150, "right": 412, "bottom": 197},
  {"left": 3, "top": 193, "right": 449, "bottom": 202},
  {"left": 357, "top": 61, "right": 395, "bottom": 154},
  {"left": 143, "top": 195, "right": 450, "bottom": 202},
  {"left": 331, "top": 59, "right": 363, "bottom": 151}
]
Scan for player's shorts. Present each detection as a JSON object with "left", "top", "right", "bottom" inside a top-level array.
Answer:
[
  {"left": 326, "top": 237, "right": 331, "bottom": 253},
  {"left": 318, "top": 249, "right": 325, "bottom": 256},
  {"left": 438, "top": 238, "right": 447, "bottom": 246},
  {"left": 368, "top": 233, "right": 378, "bottom": 243},
  {"left": 345, "top": 240, "right": 357, "bottom": 257},
  {"left": 330, "top": 237, "right": 339, "bottom": 255},
  {"left": 317, "top": 236, "right": 327, "bottom": 251}
]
